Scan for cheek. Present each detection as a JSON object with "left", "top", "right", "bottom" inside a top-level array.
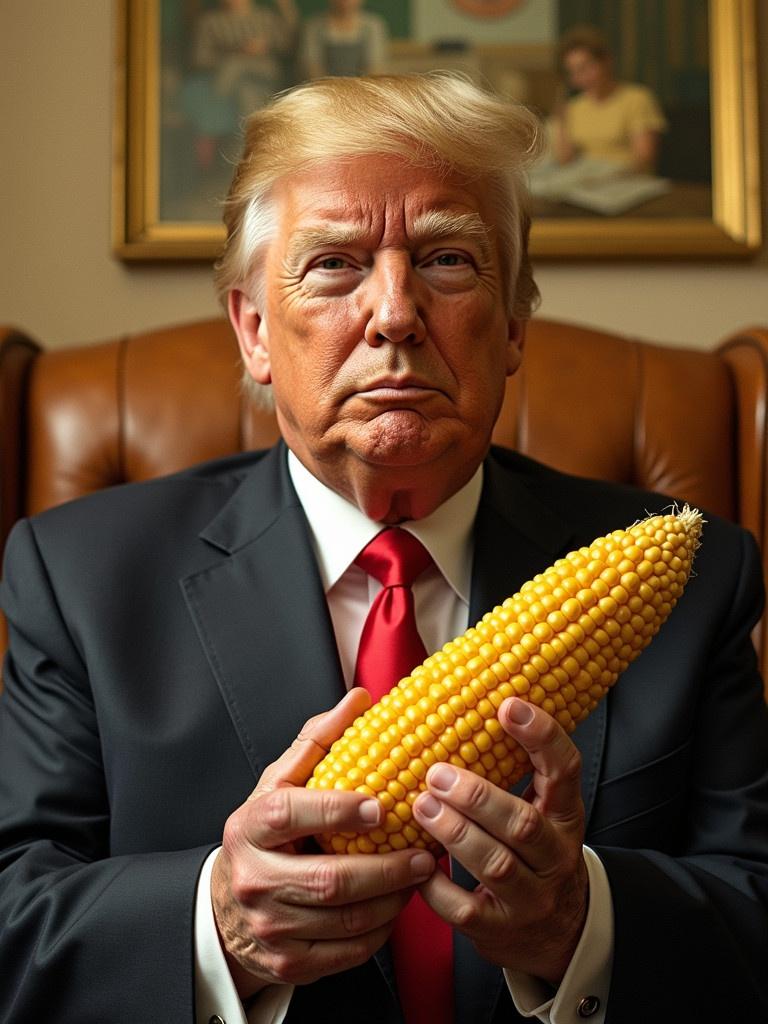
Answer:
[
  {"left": 271, "top": 301, "right": 361, "bottom": 401},
  {"left": 441, "top": 299, "right": 509, "bottom": 366},
  {"left": 441, "top": 311, "right": 511, "bottom": 404}
]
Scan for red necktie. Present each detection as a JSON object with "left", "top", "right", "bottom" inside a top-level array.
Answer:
[{"left": 354, "top": 528, "right": 453, "bottom": 1024}]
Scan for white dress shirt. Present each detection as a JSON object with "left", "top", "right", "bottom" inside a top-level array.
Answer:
[{"left": 194, "top": 451, "right": 613, "bottom": 1024}]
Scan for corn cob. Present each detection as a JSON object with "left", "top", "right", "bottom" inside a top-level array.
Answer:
[{"left": 308, "top": 505, "right": 703, "bottom": 855}]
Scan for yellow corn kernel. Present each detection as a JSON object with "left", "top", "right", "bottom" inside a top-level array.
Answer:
[{"left": 309, "top": 506, "right": 703, "bottom": 855}]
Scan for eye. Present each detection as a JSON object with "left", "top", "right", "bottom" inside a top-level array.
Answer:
[
  {"left": 423, "top": 251, "right": 472, "bottom": 268},
  {"left": 313, "top": 256, "right": 352, "bottom": 271}
]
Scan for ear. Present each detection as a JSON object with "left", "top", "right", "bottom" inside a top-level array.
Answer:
[
  {"left": 228, "top": 289, "right": 272, "bottom": 385},
  {"left": 505, "top": 318, "right": 527, "bottom": 376}
]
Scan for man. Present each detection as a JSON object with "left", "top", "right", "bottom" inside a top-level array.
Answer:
[{"left": 1, "top": 74, "right": 767, "bottom": 1024}]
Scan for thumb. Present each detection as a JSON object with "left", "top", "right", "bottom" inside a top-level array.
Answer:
[{"left": 252, "top": 687, "right": 371, "bottom": 795}]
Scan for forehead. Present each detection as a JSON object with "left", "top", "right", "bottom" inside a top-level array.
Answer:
[
  {"left": 270, "top": 153, "right": 498, "bottom": 244},
  {"left": 565, "top": 47, "right": 601, "bottom": 67}
]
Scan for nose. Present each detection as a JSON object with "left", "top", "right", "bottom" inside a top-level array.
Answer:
[{"left": 363, "top": 255, "right": 426, "bottom": 347}]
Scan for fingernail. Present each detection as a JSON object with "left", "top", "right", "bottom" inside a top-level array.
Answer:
[
  {"left": 410, "top": 852, "right": 433, "bottom": 879},
  {"left": 417, "top": 794, "right": 442, "bottom": 819},
  {"left": 359, "top": 799, "right": 381, "bottom": 824},
  {"left": 506, "top": 698, "right": 534, "bottom": 725},
  {"left": 429, "top": 764, "right": 457, "bottom": 792}
]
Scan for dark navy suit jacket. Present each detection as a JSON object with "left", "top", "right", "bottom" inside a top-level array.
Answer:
[{"left": 1, "top": 443, "right": 767, "bottom": 1022}]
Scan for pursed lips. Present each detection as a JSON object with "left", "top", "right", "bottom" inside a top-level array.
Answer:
[{"left": 354, "top": 377, "right": 441, "bottom": 401}]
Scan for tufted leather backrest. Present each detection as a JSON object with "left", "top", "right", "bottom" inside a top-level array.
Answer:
[{"left": 2, "top": 317, "right": 768, "bottom": 692}]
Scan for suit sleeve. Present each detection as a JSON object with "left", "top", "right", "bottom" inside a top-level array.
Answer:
[
  {"left": 595, "top": 525, "right": 768, "bottom": 1021},
  {"left": 0, "top": 518, "right": 213, "bottom": 1021}
]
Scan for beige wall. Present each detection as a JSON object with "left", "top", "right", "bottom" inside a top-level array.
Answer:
[{"left": 1, "top": 1, "right": 766, "bottom": 353}]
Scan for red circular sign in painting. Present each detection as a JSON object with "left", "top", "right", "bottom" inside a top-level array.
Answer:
[{"left": 452, "top": 0, "right": 527, "bottom": 17}]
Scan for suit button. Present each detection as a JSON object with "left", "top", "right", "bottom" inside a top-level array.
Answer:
[
  {"left": 577, "top": 995, "right": 600, "bottom": 1017},
  {"left": 209, "top": 1016, "right": 226, "bottom": 1024}
]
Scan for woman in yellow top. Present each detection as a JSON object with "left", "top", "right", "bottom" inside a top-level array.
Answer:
[{"left": 552, "top": 25, "right": 667, "bottom": 173}]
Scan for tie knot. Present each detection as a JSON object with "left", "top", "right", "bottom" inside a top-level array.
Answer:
[{"left": 354, "top": 528, "right": 433, "bottom": 588}]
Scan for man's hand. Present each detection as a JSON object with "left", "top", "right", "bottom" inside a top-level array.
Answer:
[
  {"left": 412, "top": 697, "right": 589, "bottom": 986},
  {"left": 211, "top": 688, "right": 436, "bottom": 999}
]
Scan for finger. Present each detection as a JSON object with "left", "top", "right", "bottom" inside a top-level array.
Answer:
[
  {"left": 415, "top": 858, "right": 495, "bottom": 935},
  {"left": 306, "top": 923, "right": 393, "bottom": 974},
  {"left": 255, "top": 687, "right": 371, "bottom": 793},
  {"left": 498, "top": 698, "right": 583, "bottom": 823},
  {"left": 255, "top": 922, "right": 396, "bottom": 987},
  {"left": 304, "top": 922, "right": 394, "bottom": 979},
  {"left": 412, "top": 789, "right": 538, "bottom": 899},
  {"left": 244, "top": 784, "right": 389, "bottom": 849},
  {"left": 225, "top": 845, "right": 434, "bottom": 917},
  {"left": 254, "top": 887, "right": 414, "bottom": 944},
  {"left": 268, "top": 847, "right": 435, "bottom": 908},
  {"left": 421, "top": 763, "right": 561, "bottom": 873}
]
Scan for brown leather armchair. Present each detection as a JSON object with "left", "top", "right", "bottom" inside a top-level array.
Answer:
[{"left": 2, "top": 317, "right": 768, "bottom": 697}]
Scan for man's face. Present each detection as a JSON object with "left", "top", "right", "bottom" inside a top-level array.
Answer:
[{"left": 230, "top": 153, "right": 524, "bottom": 521}]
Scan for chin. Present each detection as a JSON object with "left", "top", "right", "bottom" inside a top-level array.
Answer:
[{"left": 351, "top": 414, "right": 449, "bottom": 468}]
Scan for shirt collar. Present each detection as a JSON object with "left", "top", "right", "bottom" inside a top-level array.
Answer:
[{"left": 287, "top": 450, "right": 482, "bottom": 604}]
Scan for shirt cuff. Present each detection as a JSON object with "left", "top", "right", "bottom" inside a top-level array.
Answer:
[
  {"left": 504, "top": 846, "right": 613, "bottom": 1023},
  {"left": 194, "top": 847, "right": 294, "bottom": 1024}
]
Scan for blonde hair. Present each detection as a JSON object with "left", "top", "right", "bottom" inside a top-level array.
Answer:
[{"left": 216, "top": 72, "right": 542, "bottom": 317}]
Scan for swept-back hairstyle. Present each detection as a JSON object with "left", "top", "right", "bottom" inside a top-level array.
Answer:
[{"left": 215, "top": 72, "right": 542, "bottom": 320}]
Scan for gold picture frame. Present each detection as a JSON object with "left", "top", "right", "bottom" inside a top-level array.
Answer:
[{"left": 113, "top": 0, "right": 761, "bottom": 261}]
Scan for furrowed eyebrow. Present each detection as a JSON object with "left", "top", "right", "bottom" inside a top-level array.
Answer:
[
  {"left": 282, "top": 210, "right": 493, "bottom": 274},
  {"left": 284, "top": 225, "right": 367, "bottom": 275},
  {"left": 410, "top": 210, "right": 493, "bottom": 261}
]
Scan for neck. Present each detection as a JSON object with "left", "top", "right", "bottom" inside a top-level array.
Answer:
[
  {"left": 303, "top": 455, "right": 481, "bottom": 524},
  {"left": 329, "top": 12, "right": 360, "bottom": 30},
  {"left": 589, "top": 79, "right": 617, "bottom": 100}
]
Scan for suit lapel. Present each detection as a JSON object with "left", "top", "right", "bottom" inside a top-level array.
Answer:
[
  {"left": 455, "top": 452, "right": 610, "bottom": 1022},
  {"left": 183, "top": 445, "right": 403, "bottom": 1013},
  {"left": 181, "top": 444, "right": 346, "bottom": 781},
  {"left": 469, "top": 457, "right": 572, "bottom": 622}
]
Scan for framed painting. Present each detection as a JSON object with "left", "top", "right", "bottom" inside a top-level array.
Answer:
[{"left": 113, "top": 0, "right": 760, "bottom": 260}]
